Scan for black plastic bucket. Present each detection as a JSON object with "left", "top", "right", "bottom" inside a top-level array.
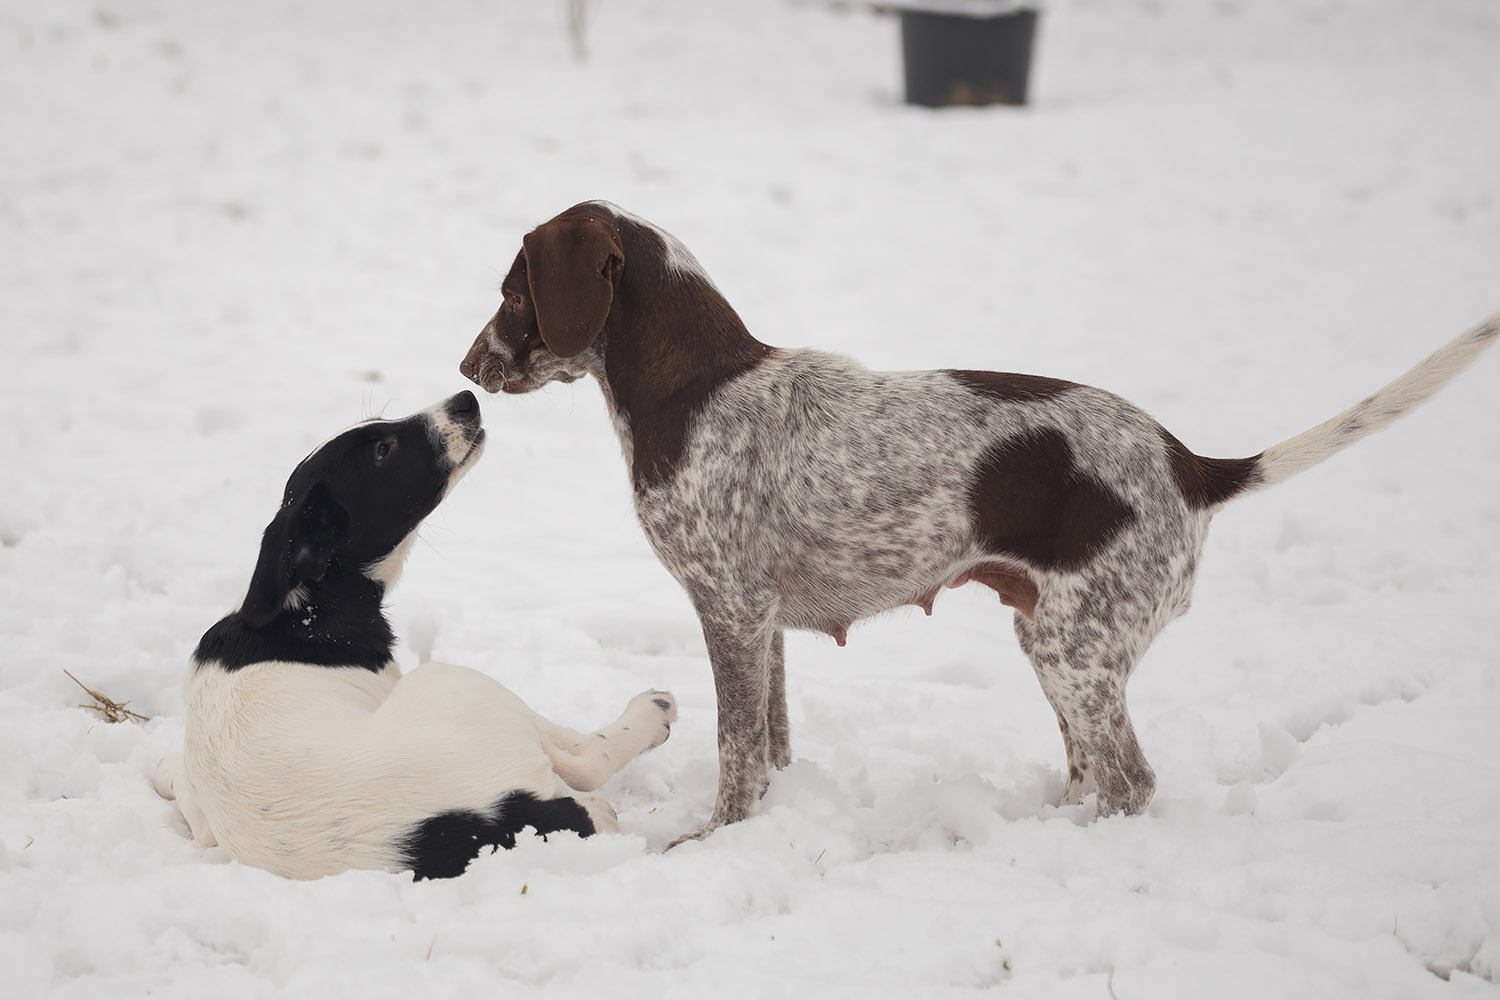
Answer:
[{"left": 900, "top": 7, "right": 1039, "bottom": 107}]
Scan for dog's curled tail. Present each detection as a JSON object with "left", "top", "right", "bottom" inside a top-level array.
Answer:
[{"left": 1242, "top": 311, "right": 1500, "bottom": 495}]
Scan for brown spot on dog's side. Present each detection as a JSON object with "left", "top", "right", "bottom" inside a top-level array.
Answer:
[
  {"left": 1160, "top": 430, "right": 1262, "bottom": 510},
  {"left": 946, "top": 370, "right": 1080, "bottom": 404},
  {"left": 967, "top": 562, "right": 1040, "bottom": 618},
  {"left": 968, "top": 428, "right": 1134, "bottom": 570}
]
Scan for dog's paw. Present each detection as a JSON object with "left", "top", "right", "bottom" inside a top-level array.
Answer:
[
  {"left": 575, "top": 791, "right": 621, "bottom": 835},
  {"left": 152, "top": 753, "right": 182, "bottom": 801},
  {"left": 629, "top": 689, "right": 677, "bottom": 749},
  {"left": 665, "top": 818, "right": 721, "bottom": 850}
]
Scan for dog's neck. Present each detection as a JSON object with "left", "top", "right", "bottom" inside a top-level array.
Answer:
[
  {"left": 195, "top": 563, "right": 396, "bottom": 674},
  {"left": 362, "top": 530, "right": 418, "bottom": 592},
  {"left": 594, "top": 269, "right": 774, "bottom": 492}
]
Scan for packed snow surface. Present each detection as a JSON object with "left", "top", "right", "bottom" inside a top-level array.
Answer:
[{"left": 3, "top": 0, "right": 1498, "bottom": 996}]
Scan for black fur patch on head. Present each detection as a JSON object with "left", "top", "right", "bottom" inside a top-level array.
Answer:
[
  {"left": 402, "top": 791, "right": 597, "bottom": 881},
  {"left": 969, "top": 428, "right": 1135, "bottom": 569}
]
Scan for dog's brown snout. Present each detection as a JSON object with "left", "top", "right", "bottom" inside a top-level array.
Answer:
[
  {"left": 459, "top": 350, "right": 479, "bottom": 382},
  {"left": 459, "top": 335, "right": 488, "bottom": 384}
]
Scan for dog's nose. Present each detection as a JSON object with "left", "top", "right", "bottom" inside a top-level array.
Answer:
[{"left": 446, "top": 390, "right": 480, "bottom": 423}]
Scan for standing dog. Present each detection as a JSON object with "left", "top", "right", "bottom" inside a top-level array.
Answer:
[
  {"left": 459, "top": 200, "right": 1496, "bottom": 843},
  {"left": 154, "top": 391, "right": 676, "bottom": 879}
]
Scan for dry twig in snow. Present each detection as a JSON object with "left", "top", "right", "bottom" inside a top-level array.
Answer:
[{"left": 64, "top": 669, "right": 150, "bottom": 724}]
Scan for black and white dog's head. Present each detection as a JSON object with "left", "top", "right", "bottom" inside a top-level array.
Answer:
[
  {"left": 196, "top": 393, "right": 484, "bottom": 674},
  {"left": 241, "top": 391, "right": 485, "bottom": 625}
]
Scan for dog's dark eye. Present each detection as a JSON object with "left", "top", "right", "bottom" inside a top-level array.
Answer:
[{"left": 375, "top": 439, "right": 395, "bottom": 463}]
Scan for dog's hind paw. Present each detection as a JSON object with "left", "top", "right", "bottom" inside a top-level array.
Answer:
[{"left": 665, "top": 820, "right": 720, "bottom": 850}]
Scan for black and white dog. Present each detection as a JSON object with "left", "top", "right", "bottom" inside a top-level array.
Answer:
[{"left": 154, "top": 392, "right": 676, "bottom": 879}]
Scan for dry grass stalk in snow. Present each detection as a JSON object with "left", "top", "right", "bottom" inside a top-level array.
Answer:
[{"left": 64, "top": 669, "right": 150, "bottom": 724}]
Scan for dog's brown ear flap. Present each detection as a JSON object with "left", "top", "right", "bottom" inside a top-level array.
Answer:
[{"left": 522, "top": 217, "right": 623, "bottom": 360}]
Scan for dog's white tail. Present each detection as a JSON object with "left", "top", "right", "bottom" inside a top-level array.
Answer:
[{"left": 1246, "top": 312, "right": 1499, "bottom": 493}]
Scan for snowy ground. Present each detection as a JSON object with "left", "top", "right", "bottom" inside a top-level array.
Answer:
[{"left": 3, "top": 0, "right": 1499, "bottom": 995}]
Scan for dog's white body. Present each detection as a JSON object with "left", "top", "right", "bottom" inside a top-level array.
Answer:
[{"left": 156, "top": 660, "right": 673, "bottom": 879}]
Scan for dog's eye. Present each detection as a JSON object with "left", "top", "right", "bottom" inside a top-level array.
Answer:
[{"left": 375, "top": 439, "right": 395, "bottom": 463}]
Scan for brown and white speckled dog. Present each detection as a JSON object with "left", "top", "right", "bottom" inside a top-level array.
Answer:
[{"left": 460, "top": 200, "right": 1497, "bottom": 844}]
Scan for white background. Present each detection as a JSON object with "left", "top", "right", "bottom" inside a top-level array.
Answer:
[{"left": 2, "top": 0, "right": 1498, "bottom": 996}]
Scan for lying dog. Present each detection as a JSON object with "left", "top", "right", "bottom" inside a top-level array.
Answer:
[
  {"left": 154, "top": 391, "right": 676, "bottom": 879},
  {"left": 459, "top": 200, "right": 1497, "bottom": 842}
]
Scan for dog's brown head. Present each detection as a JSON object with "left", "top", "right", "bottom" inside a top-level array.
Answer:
[
  {"left": 460, "top": 201, "right": 771, "bottom": 405},
  {"left": 460, "top": 205, "right": 624, "bottom": 395},
  {"left": 461, "top": 202, "right": 775, "bottom": 488}
]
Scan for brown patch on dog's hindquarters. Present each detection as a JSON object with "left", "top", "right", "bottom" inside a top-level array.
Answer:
[
  {"left": 1160, "top": 429, "right": 1263, "bottom": 509},
  {"left": 969, "top": 428, "right": 1136, "bottom": 572}
]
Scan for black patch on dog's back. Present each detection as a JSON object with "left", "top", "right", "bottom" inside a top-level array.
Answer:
[
  {"left": 402, "top": 791, "right": 597, "bottom": 881},
  {"left": 969, "top": 428, "right": 1135, "bottom": 569}
]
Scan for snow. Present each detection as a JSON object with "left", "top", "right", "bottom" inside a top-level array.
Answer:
[{"left": 2, "top": 0, "right": 1498, "bottom": 995}]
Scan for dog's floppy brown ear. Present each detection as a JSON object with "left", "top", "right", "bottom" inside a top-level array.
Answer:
[{"left": 522, "top": 216, "right": 623, "bottom": 360}]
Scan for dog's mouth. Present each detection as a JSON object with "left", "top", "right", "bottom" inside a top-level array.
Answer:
[
  {"left": 470, "top": 352, "right": 585, "bottom": 396},
  {"left": 463, "top": 356, "right": 510, "bottom": 395},
  {"left": 499, "top": 370, "right": 580, "bottom": 394},
  {"left": 443, "top": 426, "right": 485, "bottom": 497},
  {"left": 456, "top": 427, "right": 486, "bottom": 467},
  {"left": 478, "top": 362, "right": 532, "bottom": 396}
]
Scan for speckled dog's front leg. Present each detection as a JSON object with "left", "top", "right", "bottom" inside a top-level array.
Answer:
[{"left": 671, "top": 595, "right": 778, "bottom": 846}]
